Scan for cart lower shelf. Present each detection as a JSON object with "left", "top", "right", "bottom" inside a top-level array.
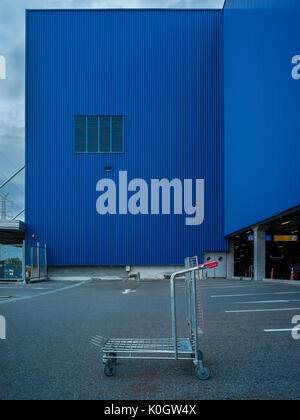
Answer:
[
  {"left": 91, "top": 335, "right": 199, "bottom": 359},
  {"left": 90, "top": 335, "right": 210, "bottom": 380}
]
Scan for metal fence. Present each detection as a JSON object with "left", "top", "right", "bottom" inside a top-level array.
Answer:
[{"left": 25, "top": 243, "right": 48, "bottom": 283}]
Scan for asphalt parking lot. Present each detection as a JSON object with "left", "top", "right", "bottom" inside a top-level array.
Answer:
[{"left": 0, "top": 278, "right": 299, "bottom": 400}]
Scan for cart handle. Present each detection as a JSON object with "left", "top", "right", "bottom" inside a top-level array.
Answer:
[
  {"left": 199, "top": 261, "right": 218, "bottom": 269},
  {"left": 170, "top": 265, "right": 211, "bottom": 361}
]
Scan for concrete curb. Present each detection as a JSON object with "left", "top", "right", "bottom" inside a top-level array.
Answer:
[
  {"left": 49, "top": 277, "right": 93, "bottom": 281},
  {"left": 229, "top": 276, "right": 300, "bottom": 287},
  {"left": 0, "top": 281, "right": 20, "bottom": 285},
  {"left": 48, "top": 276, "right": 180, "bottom": 282},
  {"left": 263, "top": 278, "right": 300, "bottom": 287},
  {"left": 230, "top": 276, "right": 254, "bottom": 282},
  {"left": 29, "top": 278, "right": 48, "bottom": 284}
]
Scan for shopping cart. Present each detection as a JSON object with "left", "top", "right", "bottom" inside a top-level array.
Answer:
[{"left": 90, "top": 259, "right": 218, "bottom": 380}]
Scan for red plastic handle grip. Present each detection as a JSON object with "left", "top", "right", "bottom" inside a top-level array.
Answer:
[{"left": 200, "top": 261, "right": 218, "bottom": 269}]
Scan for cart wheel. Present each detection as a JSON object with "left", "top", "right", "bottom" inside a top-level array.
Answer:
[
  {"left": 109, "top": 352, "right": 117, "bottom": 364},
  {"left": 195, "top": 365, "right": 211, "bottom": 380},
  {"left": 104, "top": 360, "right": 116, "bottom": 377},
  {"left": 191, "top": 351, "right": 204, "bottom": 361}
]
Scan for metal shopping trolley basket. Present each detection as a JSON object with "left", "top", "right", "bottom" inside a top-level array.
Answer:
[{"left": 90, "top": 259, "right": 218, "bottom": 380}]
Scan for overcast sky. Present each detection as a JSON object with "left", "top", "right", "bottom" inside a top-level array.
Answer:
[{"left": 0, "top": 0, "right": 224, "bottom": 219}]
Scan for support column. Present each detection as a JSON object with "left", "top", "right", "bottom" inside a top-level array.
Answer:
[
  {"left": 37, "top": 242, "right": 40, "bottom": 280},
  {"left": 45, "top": 245, "right": 48, "bottom": 280},
  {"left": 22, "top": 240, "right": 26, "bottom": 284},
  {"left": 227, "top": 238, "right": 234, "bottom": 279},
  {"left": 253, "top": 225, "right": 266, "bottom": 282}
]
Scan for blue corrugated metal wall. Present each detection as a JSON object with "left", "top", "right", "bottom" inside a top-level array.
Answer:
[
  {"left": 225, "top": 0, "right": 300, "bottom": 9},
  {"left": 224, "top": 0, "right": 300, "bottom": 235},
  {"left": 26, "top": 10, "right": 226, "bottom": 266}
]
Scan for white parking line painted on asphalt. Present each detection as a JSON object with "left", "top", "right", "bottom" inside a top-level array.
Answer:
[
  {"left": 0, "top": 281, "right": 88, "bottom": 305},
  {"left": 0, "top": 286, "right": 52, "bottom": 290},
  {"left": 276, "top": 292, "right": 300, "bottom": 295},
  {"left": 201, "top": 285, "right": 272, "bottom": 291},
  {"left": 264, "top": 328, "right": 300, "bottom": 332},
  {"left": 234, "top": 299, "right": 300, "bottom": 304},
  {"left": 226, "top": 307, "right": 300, "bottom": 313},
  {"left": 211, "top": 291, "right": 300, "bottom": 298},
  {"left": 235, "top": 300, "right": 288, "bottom": 304}
]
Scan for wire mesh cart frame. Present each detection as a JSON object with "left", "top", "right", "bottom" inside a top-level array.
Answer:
[{"left": 91, "top": 259, "right": 218, "bottom": 380}]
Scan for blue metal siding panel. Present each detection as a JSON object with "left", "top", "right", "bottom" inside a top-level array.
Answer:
[
  {"left": 224, "top": 3, "right": 300, "bottom": 235},
  {"left": 225, "top": 0, "right": 300, "bottom": 9},
  {"left": 26, "top": 10, "right": 226, "bottom": 266}
]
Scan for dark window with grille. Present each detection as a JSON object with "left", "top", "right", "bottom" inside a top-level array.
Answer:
[
  {"left": 74, "top": 116, "right": 124, "bottom": 153},
  {"left": 75, "top": 117, "right": 86, "bottom": 153}
]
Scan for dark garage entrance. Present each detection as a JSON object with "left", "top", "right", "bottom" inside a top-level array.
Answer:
[
  {"left": 233, "top": 231, "right": 254, "bottom": 278},
  {"left": 231, "top": 207, "right": 300, "bottom": 281},
  {"left": 265, "top": 215, "right": 300, "bottom": 280}
]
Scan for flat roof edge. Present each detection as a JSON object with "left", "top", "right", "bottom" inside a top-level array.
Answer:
[
  {"left": 26, "top": 8, "right": 224, "bottom": 12},
  {"left": 225, "top": 204, "right": 300, "bottom": 238},
  {"left": 0, "top": 221, "right": 26, "bottom": 232}
]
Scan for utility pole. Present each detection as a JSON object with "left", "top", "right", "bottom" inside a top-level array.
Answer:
[
  {"left": 0, "top": 166, "right": 25, "bottom": 222},
  {"left": 0, "top": 194, "right": 8, "bottom": 222}
]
